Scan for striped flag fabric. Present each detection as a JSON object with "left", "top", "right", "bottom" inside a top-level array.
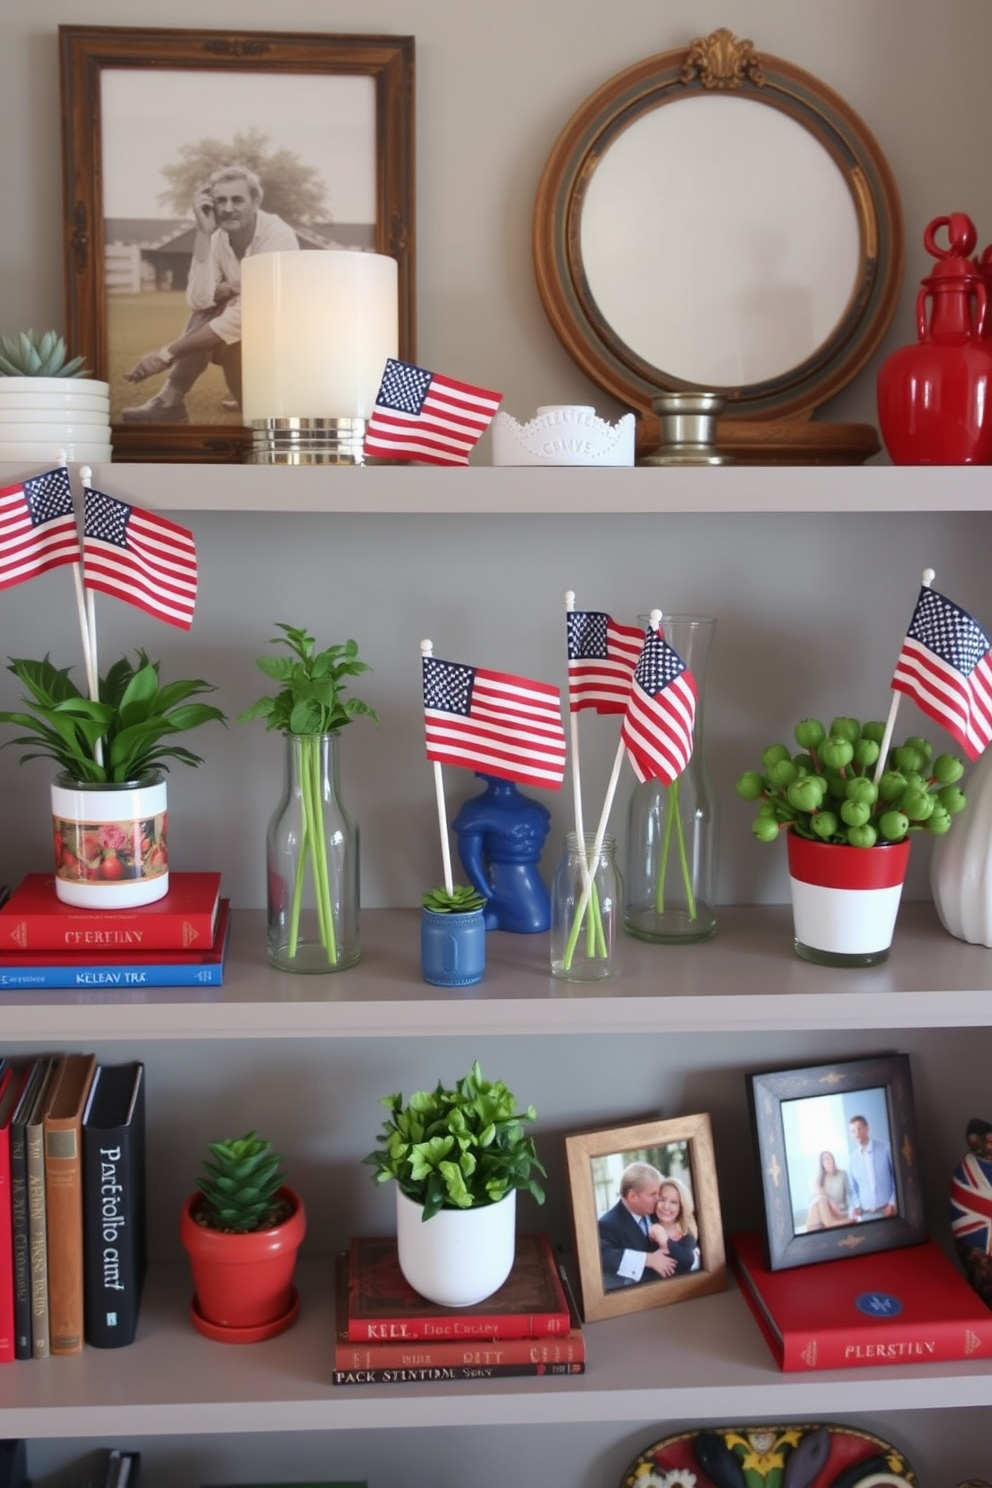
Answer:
[
  {"left": 82, "top": 487, "right": 198, "bottom": 630},
  {"left": 364, "top": 358, "right": 502, "bottom": 466},
  {"left": 891, "top": 584, "right": 992, "bottom": 760},
  {"left": 566, "top": 609, "right": 643, "bottom": 713},
  {"left": 950, "top": 1151, "right": 992, "bottom": 1254},
  {"left": 621, "top": 625, "right": 698, "bottom": 785},
  {"left": 423, "top": 654, "right": 566, "bottom": 789},
  {"left": 0, "top": 466, "right": 81, "bottom": 591}
]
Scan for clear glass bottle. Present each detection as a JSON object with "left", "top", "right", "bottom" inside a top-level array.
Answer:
[
  {"left": 550, "top": 831, "right": 622, "bottom": 982},
  {"left": 266, "top": 731, "right": 360, "bottom": 973},
  {"left": 624, "top": 615, "right": 718, "bottom": 944}
]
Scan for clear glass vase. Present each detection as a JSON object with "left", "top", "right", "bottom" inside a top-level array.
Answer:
[
  {"left": 550, "top": 830, "right": 622, "bottom": 982},
  {"left": 624, "top": 615, "right": 718, "bottom": 944},
  {"left": 266, "top": 732, "right": 360, "bottom": 973}
]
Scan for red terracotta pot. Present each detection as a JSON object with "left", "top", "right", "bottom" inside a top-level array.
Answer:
[{"left": 179, "top": 1184, "right": 305, "bottom": 1343}]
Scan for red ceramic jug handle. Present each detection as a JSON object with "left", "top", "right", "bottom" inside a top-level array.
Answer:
[
  {"left": 974, "top": 281, "right": 988, "bottom": 337},
  {"left": 916, "top": 286, "right": 931, "bottom": 340},
  {"left": 925, "top": 212, "right": 978, "bottom": 260}
]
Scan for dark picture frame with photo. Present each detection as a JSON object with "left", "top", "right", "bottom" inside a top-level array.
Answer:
[
  {"left": 746, "top": 1052, "right": 926, "bottom": 1272},
  {"left": 564, "top": 1112, "right": 726, "bottom": 1322},
  {"left": 59, "top": 25, "right": 415, "bottom": 463}
]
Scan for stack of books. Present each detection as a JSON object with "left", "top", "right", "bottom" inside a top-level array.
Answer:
[
  {"left": 332, "top": 1231, "right": 584, "bottom": 1385},
  {"left": 1, "top": 1053, "right": 147, "bottom": 1362},
  {"left": 0, "top": 871, "right": 229, "bottom": 988}
]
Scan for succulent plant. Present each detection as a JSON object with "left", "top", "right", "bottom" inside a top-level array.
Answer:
[
  {"left": 422, "top": 883, "right": 487, "bottom": 913},
  {"left": 196, "top": 1131, "right": 287, "bottom": 1233},
  {"left": 0, "top": 328, "right": 89, "bottom": 378}
]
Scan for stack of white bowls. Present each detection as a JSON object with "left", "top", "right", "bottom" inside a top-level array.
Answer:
[{"left": 0, "top": 377, "right": 113, "bottom": 464}]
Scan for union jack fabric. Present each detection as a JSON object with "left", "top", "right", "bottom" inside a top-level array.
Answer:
[{"left": 950, "top": 1152, "right": 992, "bottom": 1253}]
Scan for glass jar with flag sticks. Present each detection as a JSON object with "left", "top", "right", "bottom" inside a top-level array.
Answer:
[{"left": 623, "top": 615, "right": 718, "bottom": 944}]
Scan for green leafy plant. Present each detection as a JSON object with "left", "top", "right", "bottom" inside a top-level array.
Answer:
[
  {"left": 0, "top": 328, "right": 89, "bottom": 378},
  {"left": 194, "top": 1131, "right": 288, "bottom": 1234},
  {"left": 364, "top": 1059, "right": 547, "bottom": 1221},
  {"left": 736, "top": 715, "right": 967, "bottom": 848},
  {"left": 421, "top": 883, "right": 486, "bottom": 914},
  {"left": 238, "top": 624, "right": 377, "bottom": 966},
  {"left": 0, "top": 652, "right": 226, "bottom": 784}
]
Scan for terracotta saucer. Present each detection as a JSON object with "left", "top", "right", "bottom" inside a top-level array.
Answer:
[{"left": 189, "top": 1286, "right": 300, "bottom": 1344}]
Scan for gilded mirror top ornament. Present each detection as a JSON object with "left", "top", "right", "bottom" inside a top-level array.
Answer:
[{"left": 680, "top": 28, "right": 765, "bottom": 91}]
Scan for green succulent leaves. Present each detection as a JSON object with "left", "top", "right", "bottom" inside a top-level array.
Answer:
[
  {"left": 197, "top": 1131, "right": 287, "bottom": 1233},
  {"left": 0, "top": 328, "right": 89, "bottom": 378},
  {"left": 237, "top": 623, "right": 378, "bottom": 736},
  {"left": 421, "top": 884, "right": 487, "bottom": 913},
  {"left": 364, "top": 1060, "right": 546, "bottom": 1221},
  {"left": 0, "top": 652, "right": 226, "bottom": 783},
  {"left": 735, "top": 716, "right": 966, "bottom": 849}
]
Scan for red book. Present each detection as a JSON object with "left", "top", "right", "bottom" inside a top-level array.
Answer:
[
  {"left": 0, "top": 872, "right": 222, "bottom": 952},
  {"left": 346, "top": 1231, "right": 572, "bottom": 1342},
  {"left": 0, "top": 900, "right": 230, "bottom": 967},
  {"left": 731, "top": 1229, "right": 992, "bottom": 1371},
  {"left": 334, "top": 1251, "right": 584, "bottom": 1383},
  {"left": 0, "top": 1065, "right": 27, "bottom": 1363}
]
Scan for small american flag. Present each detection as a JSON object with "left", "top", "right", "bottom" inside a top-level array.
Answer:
[
  {"left": 0, "top": 467, "right": 81, "bottom": 591},
  {"left": 621, "top": 626, "right": 698, "bottom": 784},
  {"left": 950, "top": 1152, "right": 992, "bottom": 1254},
  {"left": 83, "top": 487, "right": 198, "bottom": 630},
  {"left": 891, "top": 584, "right": 992, "bottom": 760},
  {"left": 566, "top": 610, "right": 643, "bottom": 714},
  {"left": 364, "top": 358, "right": 502, "bottom": 466},
  {"left": 423, "top": 654, "right": 566, "bottom": 789}
]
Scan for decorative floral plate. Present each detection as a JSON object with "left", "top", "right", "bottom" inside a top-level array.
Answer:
[{"left": 620, "top": 1424, "right": 916, "bottom": 1488}]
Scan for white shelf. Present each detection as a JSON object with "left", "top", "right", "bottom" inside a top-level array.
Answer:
[
  {"left": 7, "top": 461, "right": 992, "bottom": 514},
  {"left": 7, "top": 1257, "right": 991, "bottom": 1440},
  {"left": 2, "top": 905, "right": 991, "bottom": 1040}
]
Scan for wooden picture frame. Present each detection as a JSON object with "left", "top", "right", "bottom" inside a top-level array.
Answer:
[
  {"left": 747, "top": 1052, "right": 925, "bottom": 1272},
  {"left": 59, "top": 25, "right": 415, "bottom": 463},
  {"left": 564, "top": 1113, "right": 726, "bottom": 1322}
]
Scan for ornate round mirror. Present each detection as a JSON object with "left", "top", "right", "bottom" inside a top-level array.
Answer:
[{"left": 533, "top": 30, "right": 905, "bottom": 462}]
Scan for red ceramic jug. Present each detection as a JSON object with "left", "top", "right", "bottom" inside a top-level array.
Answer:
[{"left": 877, "top": 212, "right": 992, "bottom": 464}]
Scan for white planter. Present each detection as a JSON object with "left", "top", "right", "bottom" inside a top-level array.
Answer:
[
  {"left": 0, "top": 378, "right": 111, "bottom": 463},
  {"left": 787, "top": 835, "right": 910, "bottom": 967},
  {"left": 51, "top": 772, "right": 168, "bottom": 908},
  {"left": 931, "top": 747, "right": 992, "bottom": 945},
  {"left": 395, "top": 1187, "right": 516, "bottom": 1307}
]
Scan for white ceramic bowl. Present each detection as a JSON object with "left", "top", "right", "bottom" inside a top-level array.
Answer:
[
  {"left": 0, "top": 411, "right": 112, "bottom": 430},
  {"left": 0, "top": 377, "right": 110, "bottom": 399},
  {"left": 0, "top": 440, "right": 113, "bottom": 462}
]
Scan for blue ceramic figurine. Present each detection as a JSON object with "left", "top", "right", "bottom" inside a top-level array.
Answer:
[{"left": 452, "top": 773, "right": 551, "bottom": 932}]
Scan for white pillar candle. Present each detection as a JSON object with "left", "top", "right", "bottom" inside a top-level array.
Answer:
[{"left": 241, "top": 250, "right": 398, "bottom": 421}]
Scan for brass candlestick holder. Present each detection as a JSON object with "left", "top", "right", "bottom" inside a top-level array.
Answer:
[{"left": 640, "top": 392, "right": 732, "bottom": 466}]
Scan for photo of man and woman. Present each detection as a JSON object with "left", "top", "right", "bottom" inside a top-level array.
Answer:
[
  {"left": 783, "top": 1086, "right": 898, "bottom": 1236},
  {"left": 594, "top": 1142, "right": 701, "bottom": 1291}
]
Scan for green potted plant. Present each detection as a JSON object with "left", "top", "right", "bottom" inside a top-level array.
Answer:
[
  {"left": 420, "top": 882, "right": 488, "bottom": 987},
  {"left": 735, "top": 715, "right": 967, "bottom": 965},
  {"left": 238, "top": 623, "right": 377, "bottom": 973},
  {"left": 0, "top": 328, "right": 112, "bottom": 463},
  {"left": 179, "top": 1130, "right": 306, "bottom": 1343},
  {"left": 364, "top": 1059, "right": 547, "bottom": 1307},
  {"left": 0, "top": 650, "right": 225, "bottom": 908}
]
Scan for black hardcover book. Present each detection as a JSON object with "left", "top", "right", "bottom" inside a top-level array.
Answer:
[
  {"left": 0, "top": 1441, "right": 27, "bottom": 1488},
  {"left": 82, "top": 1062, "right": 147, "bottom": 1348},
  {"left": 9, "top": 1062, "right": 46, "bottom": 1359}
]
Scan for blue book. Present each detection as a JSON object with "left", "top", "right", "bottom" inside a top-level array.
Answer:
[{"left": 0, "top": 902, "right": 230, "bottom": 990}]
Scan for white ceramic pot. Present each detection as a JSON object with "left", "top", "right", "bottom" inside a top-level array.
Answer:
[
  {"left": 395, "top": 1187, "right": 516, "bottom": 1307},
  {"left": 0, "top": 378, "right": 112, "bottom": 464},
  {"left": 51, "top": 772, "right": 168, "bottom": 907},
  {"left": 931, "top": 747, "right": 992, "bottom": 945},
  {"left": 787, "top": 834, "right": 910, "bottom": 967}
]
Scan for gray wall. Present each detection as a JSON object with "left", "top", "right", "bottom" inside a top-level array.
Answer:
[{"left": 1, "top": 1, "right": 990, "bottom": 910}]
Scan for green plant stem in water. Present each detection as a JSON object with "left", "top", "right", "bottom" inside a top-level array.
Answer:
[
  {"left": 654, "top": 778, "right": 697, "bottom": 920},
  {"left": 288, "top": 734, "right": 339, "bottom": 964},
  {"left": 562, "top": 865, "right": 608, "bottom": 971}
]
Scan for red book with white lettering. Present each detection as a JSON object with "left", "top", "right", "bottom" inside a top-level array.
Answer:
[
  {"left": 0, "top": 872, "right": 221, "bottom": 952},
  {"left": 346, "top": 1231, "right": 571, "bottom": 1342},
  {"left": 732, "top": 1230, "right": 992, "bottom": 1371}
]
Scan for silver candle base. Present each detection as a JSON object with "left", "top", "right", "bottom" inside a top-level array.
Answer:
[
  {"left": 247, "top": 417, "right": 368, "bottom": 465},
  {"left": 640, "top": 393, "right": 733, "bottom": 466}
]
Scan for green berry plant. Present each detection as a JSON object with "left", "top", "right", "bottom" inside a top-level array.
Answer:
[{"left": 735, "top": 716, "right": 967, "bottom": 848}]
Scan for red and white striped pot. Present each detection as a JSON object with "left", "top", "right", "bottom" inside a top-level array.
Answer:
[{"left": 787, "top": 835, "right": 911, "bottom": 967}]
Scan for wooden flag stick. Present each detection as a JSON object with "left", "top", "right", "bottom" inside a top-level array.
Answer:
[
  {"left": 873, "top": 567, "right": 934, "bottom": 785},
  {"left": 421, "top": 639, "right": 454, "bottom": 894}
]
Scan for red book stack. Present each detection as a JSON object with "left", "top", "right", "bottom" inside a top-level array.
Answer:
[
  {"left": 0, "top": 872, "right": 230, "bottom": 989},
  {"left": 333, "top": 1231, "right": 585, "bottom": 1385}
]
